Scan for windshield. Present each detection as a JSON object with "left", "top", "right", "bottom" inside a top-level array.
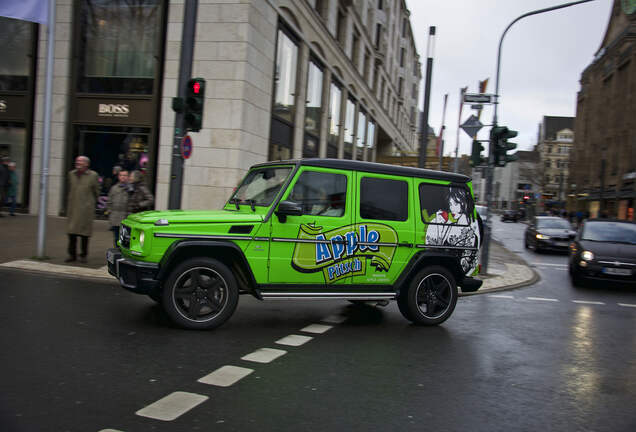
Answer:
[
  {"left": 536, "top": 218, "right": 570, "bottom": 229},
  {"left": 582, "top": 221, "right": 636, "bottom": 244},
  {"left": 230, "top": 166, "right": 293, "bottom": 207}
]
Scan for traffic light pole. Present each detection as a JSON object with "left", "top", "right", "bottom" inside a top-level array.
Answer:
[
  {"left": 168, "top": 0, "right": 198, "bottom": 210},
  {"left": 481, "top": 0, "right": 595, "bottom": 274}
]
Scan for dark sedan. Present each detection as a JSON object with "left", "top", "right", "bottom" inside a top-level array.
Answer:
[
  {"left": 501, "top": 210, "right": 520, "bottom": 222},
  {"left": 569, "top": 219, "right": 636, "bottom": 286},
  {"left": 525, "top": 216, "right": 576, "bottom": 252}
]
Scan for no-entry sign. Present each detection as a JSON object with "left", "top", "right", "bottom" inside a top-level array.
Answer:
[{"left": 181, "top": 135, "right": 193, "bottom": 159}]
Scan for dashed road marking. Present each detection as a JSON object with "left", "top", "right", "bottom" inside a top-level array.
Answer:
[
  {"left": 618, "top": 303, "right": 636, "bottom": 308},
  {"left": 135, "top": 391, "right": 208, "bottom": 421},
  {"left": 197, "top": 365, "right": 254, "bottom": 387},
  {"left": 572, "top": 300, "right": 605, "bottom": 305},
  {"left": 99, "top": 430, "right": 124, "bottom": 432},
  {"left": 488, "top": 294, "right": 515, "bottom": 299},
  {"left": 322, "top": 314, "right": 347, "bottom": 324},
  {"left": 276, "top": 334, "right": 313, "bottom": 346},
  {"left": 531, "top": 263, "right": 568, "bottom": 267},
  {"left": 527, "top": 297, "right": 559, "bottom": 302},
  {"left": 301, "top": 324, "right": 333, "bottom": 334},
  {"left": 241, "top": 348, "right": 287, "bottom": 364}
]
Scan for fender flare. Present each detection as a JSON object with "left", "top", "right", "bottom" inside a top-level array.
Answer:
[{"left": 394, "top": 250, "right": 466, "bottom": 294}]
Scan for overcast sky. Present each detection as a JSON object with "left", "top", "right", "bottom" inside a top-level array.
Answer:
[{"left": 407, "top": 0, "right": 613, "bottom": 158}]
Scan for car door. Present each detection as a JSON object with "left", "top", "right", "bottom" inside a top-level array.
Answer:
[
  {"left": 351, "top": 172, "right": 415, "bottom": 287},
  {"left": 268, "top": 167, "right": 354, "bottom": 286}
]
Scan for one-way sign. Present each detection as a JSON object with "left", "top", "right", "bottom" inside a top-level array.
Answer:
[
  {"left": 460, "top": 114, "right": 483, "bottom": 138},
  {"left": 463, "top": 93, "right": 494, "bottom": 104}
]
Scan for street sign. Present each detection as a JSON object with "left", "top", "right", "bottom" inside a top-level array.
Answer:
[
  {"left": 470, "top": 104, "right": 483, "bottom": 110},
  {"left": 181, "top": 135, "right": 193, "bottom": 159},
  {"left": 463, "top": 93, "right": 494, "bottom": 104},
  {"left": 460, "top": 114, "right": 483, "bottom": 138}
]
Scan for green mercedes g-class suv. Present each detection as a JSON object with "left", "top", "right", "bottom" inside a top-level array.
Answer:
[{"left": 107, "top": 159, "right": 482, "bottom": 329}]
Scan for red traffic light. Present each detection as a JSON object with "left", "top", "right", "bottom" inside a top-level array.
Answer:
[
  {"left": 193, "top": 81, "right": 201, "bottom": 94},
  {"left": 523, "top": 195, "right": 529, "bottom": 200}
]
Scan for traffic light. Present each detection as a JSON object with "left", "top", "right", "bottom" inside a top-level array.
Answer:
[
  {"left": 470, "top": 139, "right": 485, "bottom": 167},
  {"left": 491, "top": 126, "right": 518, "bottom": 166},
  {"left": 184, "top": 77, "right": 205, "bottom": 132}
]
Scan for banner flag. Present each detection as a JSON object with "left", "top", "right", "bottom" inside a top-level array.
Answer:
[{"left": 0, "top": 0, "right": 49, "bottom": 25}]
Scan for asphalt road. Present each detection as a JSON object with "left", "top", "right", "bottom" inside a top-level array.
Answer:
[{"left": 1, "top": 221, "right": 635, "bottom": 432}]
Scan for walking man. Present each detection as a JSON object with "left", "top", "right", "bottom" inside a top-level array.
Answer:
[
  {"left": 0, "top": 157, "right": 9, "bottom": 217},
  {"left": 106, "top": 169, "right": 129, "bottom": 246},
  {"left": 66, "top": 156, "right": 100, "bottom": 263},
  {"left": 7, "top": 162, "right": 18, "bottom": 216}
]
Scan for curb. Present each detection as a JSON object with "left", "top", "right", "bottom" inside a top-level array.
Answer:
[{"left": 0, "top": 260, "right": 116, "bottom": 283}]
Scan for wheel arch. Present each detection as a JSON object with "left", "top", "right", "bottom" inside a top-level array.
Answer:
[
  {"left": 395, "top": 251, "right": 464, "bottom": 295},
  {"left": 157, "top": 240, "right": 259, "bottom": 297}
]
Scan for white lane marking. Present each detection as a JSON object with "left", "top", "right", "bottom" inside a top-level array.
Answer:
[
  {"left": 488, "top": 295, "right": 515, "bottom": 299},
  {"left": 276, "top": 334, "right": 313, "bottom": 346},
  {"left": 531, "top": 263, "right": 568, "bottom": 267},
  {"left": 572, "top": 300, "right": 605, "bottom": 305},
  {"left": 241, "top": 348, "right": 287, "bottom": 364},
  {"left": 135, "top": 391, "right": 208, "bottom": 421},
  {"left": 197, "top": 365, "right": 254, "bottom": 387},
  {"left": 99, "top": 430, "right": 125, "bottom": 432},
  {"left": 618, "top": 303, "right": 636, "bottom": 308},
  {"left": 322, "top": 314, "right": 347, "bottom": 324},
  {"left": 526, "top": 297, "right": 559, "bottom": 302},
  {"left": 301, "top": 324, "right": 333, "bottom": 334}
]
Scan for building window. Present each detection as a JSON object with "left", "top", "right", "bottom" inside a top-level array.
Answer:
[
  {"left": 344, "top": 97, "right": 356, "bottom": 159},
  {"left": 363, "top": 49, "right": 371, "bottom": 84},
  {"left": 400, "top": 48, "right": 405, "bottom": 67},
  {"left": 402, "top": 18, "right": 407, "bottom": 38},
  {"left": 366, "top": 120, "right": 375, "bottom": 161},
  {"left": 309, "top": 0, "right": 327, "bottom": 19},
  {"left": 77, "top": 0, "right": 162, "bottom": 94},
  {"left": 398, "top": 77, "right": 403, "bottom": 97},
  {"left": 356, "top": 110, "right": 367, "bottom": 160},
  {"left": 336, "top": 5, "right": 347, "bottom": 49},
  {"left": 270, "top": 28, "right": 299, "bottom": 160},
  {"left": 352, "top": 30, "right": 361, "bottom": 70},
  {"left": 375, "top": 23, "right": 382, "bottom": 49},
  {"left": 328, "top": 82, "right": 342, "bottom": 158},
  {"left": 378, "top": 0, "right": 383, "bottom": 10},
  {"left": 0, "top": 18, "right": 33, "bottom": 91},
  {"left": 304, "top": 59, "right": 323, "bottom": 158}
]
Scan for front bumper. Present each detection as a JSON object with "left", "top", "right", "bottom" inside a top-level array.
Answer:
[
  {"left": 536, "top": 238, "right": 571, "bottom": 251},
  {"left": 106, "top": 248, "right": 160, "bottom": 295},
  {"left": 573, "top": 259, "right": 636, "bottom": 283}
]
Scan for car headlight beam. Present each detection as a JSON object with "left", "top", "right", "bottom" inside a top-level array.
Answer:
[
  {"left": 536, "top": 234, "right": 550, "bottom": 240},
  {"left": 581, "top": 250, "right": 594, "bottom": 261}
]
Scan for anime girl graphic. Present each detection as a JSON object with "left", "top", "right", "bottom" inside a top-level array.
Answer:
[{"left": 422, "top": 185, "right": 481, "bottom": 274}]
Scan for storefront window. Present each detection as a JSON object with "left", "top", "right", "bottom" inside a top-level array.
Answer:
[
  {"left": 327, "top": 82, "right": 342, "bottom": 158},
  {"left": 305, "top": 60, "right": 323, "bottom": 138},
  {"left": 344, "top": 98, "right": 355, "bottom": 159},
  {"left": 356, "top": 110, "right": 366, "bottom": 160},
  {"left": 77, "top": 0, "right": 161, "bottom": 94},
  {"left": 0, "top": 123, "right": 27, "bottom": 204},
  {"left": 0, "top": 17, "right": 33, "bottom": 91},
  {"left": 273, "top": 29, "right": 298, "bottom": 124}
]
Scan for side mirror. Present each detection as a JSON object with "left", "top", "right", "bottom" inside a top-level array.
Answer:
[{"left": 275, "top": 200, "right": 303, "bottom": 222}]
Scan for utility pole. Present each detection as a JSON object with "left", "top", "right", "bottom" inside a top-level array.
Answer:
[
  {"left": 418, "top": 26, "right": 436, "bottom": 169},
  {"left": 481, "top": 0, "right": 595, "bottom": 274},
  {"left": 168, "top": 0, "right": 198, "bottom": 209}
]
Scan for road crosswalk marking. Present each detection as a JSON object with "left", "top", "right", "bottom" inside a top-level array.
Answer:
[
  {"left": 135, "top": 391, "right": 208, "bottom": 421},
  {"left": 301, "top": 324, "right": 333, "bottom": 334},
  {"left": 241, "top": 348, "right": 287, "bottom": 364},
  {"left": 276, "top": 334, "right": 313, "bottom": 346}
]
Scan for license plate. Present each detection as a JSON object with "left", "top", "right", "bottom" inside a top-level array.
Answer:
[
  {"left": 555, "top": 241, "right": 568, "bottom": 247},
  {"left": 603, "top": 267, "right": 631, "bottom": 276}
]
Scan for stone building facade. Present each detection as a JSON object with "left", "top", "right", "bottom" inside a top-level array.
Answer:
[
  {"left": 0, "top": 0, "right": 421, "bottom": 215},
  {"left": 571, "top": 0, "right": 636, "bottom": 219},
  {"left": 536, "top": 116, "right": 574, "bottom": 209}
]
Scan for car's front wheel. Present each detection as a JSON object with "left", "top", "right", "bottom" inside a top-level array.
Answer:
[
  {"left": 162, "top": 258, "right": 239, "bottom": 330},
  {"left": 569, "top": 264, "right": 586, "bottom": 288},
  {"left": 399, "top": 266, "right": 458, "bottom": 325}
]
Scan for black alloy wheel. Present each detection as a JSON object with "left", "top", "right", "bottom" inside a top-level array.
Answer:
[
  {"left": 400, "top": 265, "right": 458, "bottom": 325},
  {"left": 163, "top": 258, "right": 239, "bottom": 330}
]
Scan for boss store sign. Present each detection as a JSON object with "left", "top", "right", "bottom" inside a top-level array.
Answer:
[
  {"left": 0, "top": 94, "right": 29, "bottom": 122},
  {"left": 73, "top": 96, "right": 154, "bottom": 126}
]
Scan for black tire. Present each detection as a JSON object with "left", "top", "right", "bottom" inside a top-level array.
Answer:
[
  {"left": 570, "top": 266, "right": 585, "bottom": 288},
  {"left": 399, "top": 266, "right": 458, "bottom": 326},
  {"left": 524, "top": 236, "right": 529, "bottom": 249},
  {"left": 162, "top": 257, "right": 239, "bottom": 330}
]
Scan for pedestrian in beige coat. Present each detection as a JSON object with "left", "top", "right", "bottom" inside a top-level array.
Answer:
[{"left": 66, "top": 155, "right": 100, "bottom": 263}]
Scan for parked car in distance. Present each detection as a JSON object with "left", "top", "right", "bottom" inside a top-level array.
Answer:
[
  {"left": 525, "top": 216, "right": 575, "bottom": 252},
  {"left": 569, "top": 219, "right": 636, "bottom": 286},
  {"left": 501, "top": 209, "right": 520, "bottom": 222}
]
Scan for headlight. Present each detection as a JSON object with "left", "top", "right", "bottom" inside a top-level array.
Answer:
[
  {"left": 536, "top": 234, "right": 550, "bottom": 240},
  {"left": 581, "top": 250, "right": 594, "bottom": 261},
  {"left": 139, "top": 231, "right": 145, "bottom": 248}
]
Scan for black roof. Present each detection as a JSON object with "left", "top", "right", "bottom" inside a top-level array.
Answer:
[
  {"left": 543, "top": 116, "right": 574, "bottom": 141},
  {"left": 254, "top": 158, "right": 471, "bottom": 183}
]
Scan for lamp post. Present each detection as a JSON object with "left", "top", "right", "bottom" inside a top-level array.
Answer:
[{"left": 480, "top": 0, "right": 596, "bottom": 274}]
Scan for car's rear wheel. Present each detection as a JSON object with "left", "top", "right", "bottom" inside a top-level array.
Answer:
[
  {"left": 399, "top": 266, "right": 457, "bottom": 326},
  {"left": 162, "top": 258, "right": 239, "bottom": 330}
]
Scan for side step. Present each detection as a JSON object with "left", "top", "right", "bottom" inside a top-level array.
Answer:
[{"left": 260, "top": 292, "right": 397, "bottom": 300}]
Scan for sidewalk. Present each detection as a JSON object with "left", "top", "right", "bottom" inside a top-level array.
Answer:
[{"left": 0, "top": 214, "right": 538, "bottom": 293}]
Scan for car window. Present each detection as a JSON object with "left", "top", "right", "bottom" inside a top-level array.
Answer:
[
  {"left": 231, "top": 166, "right": 292, "bottom": 206},
  {"left": 289, "top": 170, "right": 347, "bottom": 217},
  {"left": 582, "top": 222, "right": 636, "bottom": 244},
  {"left": 360, "top": 177, "right": 408, "bottom": 221},
  {"left": 420, "top": 183, "right": 473, "bottom": 226},
  {"left": 536, "top": 218, "right": 570, "bottom": 229}
]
